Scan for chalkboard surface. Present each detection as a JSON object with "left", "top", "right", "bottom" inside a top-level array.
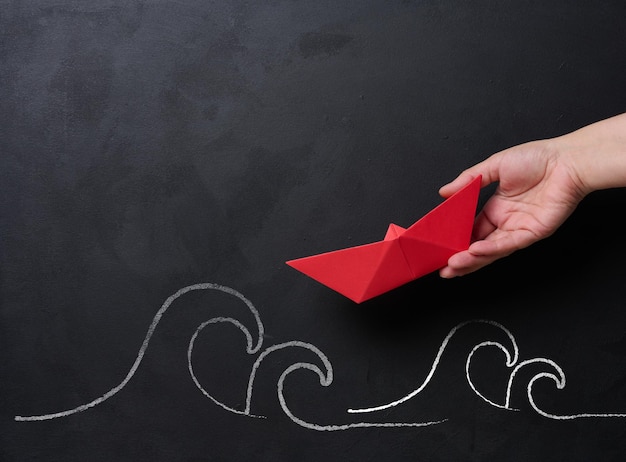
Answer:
[{"left": 2, "top": 1, "right": 626, "bottom": 461}]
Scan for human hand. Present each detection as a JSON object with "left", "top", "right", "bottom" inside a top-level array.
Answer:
[
  {"left": 437, "top": 112, "right": 626, "bottom": 278},
  {"left": 437, "top": 139, "right": 586, "bottom": 278}
]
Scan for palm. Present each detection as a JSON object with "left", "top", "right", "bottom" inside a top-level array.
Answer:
[
  {"left": 439, "top": 141, "right": 585, "bottom": 277},
  {"left": 474, "top": 144, "right": 582, "bottom": 248}
]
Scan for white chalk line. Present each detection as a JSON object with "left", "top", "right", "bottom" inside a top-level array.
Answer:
[
  {"left": 347, "top": 319, "right": 519, "bottom": 414},
  {"left": 189, "top": 328, "right": 445, "bottom": 429},
  {"left": 15, "top": 282, "right": 438, "bottom": 429},
  {"left": 278, "top": 363, "right": 446, "bottom": 430},
  {"left": 187, "top": 316, "right": 266, "bottom": 418},
  {"left": 15, "top": 284, "right": 626, "bottom": 425},
  {"left": 510, "top": 358, "right": 626, "bottom": 419},
  {"left": 15, "top": 283, "right": 263, "bottom": 422},
  {"left": 466, "top": 341, "right": 517, "bottom": 410},
  {"left": 349, "top": 318, "right": 626, "bottom": 421}
]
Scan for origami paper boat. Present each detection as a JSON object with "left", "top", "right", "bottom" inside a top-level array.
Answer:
[{"left": 286, "top": 175, "right": 482, "bottom": 303}]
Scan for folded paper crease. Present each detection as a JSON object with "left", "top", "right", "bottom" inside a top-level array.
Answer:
[{"left": 286, "top": 175, "right": 482, "bottom": 303}]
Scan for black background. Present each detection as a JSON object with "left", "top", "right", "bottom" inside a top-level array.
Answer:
[{"left": 2, "top": 1, "right": 626, "bottom": 460}]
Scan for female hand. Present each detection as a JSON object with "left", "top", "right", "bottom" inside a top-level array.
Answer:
[{"left": 438, "top": 112, "right": 626, "bottom": 278}]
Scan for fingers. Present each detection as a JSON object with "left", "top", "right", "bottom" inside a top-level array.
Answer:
[
  {"left": 438, "top": 240, "right": 508, "bottom": 278},
  {"left": 438, "top": 172, "right": 481, "bottom": 198},
  {"left": 439, "top": 152, "right": 504, "bottom": 198},
  {"left": 439, "top": 250, "right": 498, "bottom": 278},
  {"left": 439, "top": 229, "right": 536, "bottom": 278}
]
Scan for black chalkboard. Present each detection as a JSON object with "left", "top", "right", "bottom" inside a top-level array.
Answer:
[{"left": 2, "top": 1, "right": 626, "bottom": 461}]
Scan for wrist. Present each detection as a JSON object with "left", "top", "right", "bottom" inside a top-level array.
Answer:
[{"left": 553, "top": 113, "right": 626, "bottom": 195}]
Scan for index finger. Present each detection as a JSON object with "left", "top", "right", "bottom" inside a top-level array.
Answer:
[{"left": 439, "top": 153, "right": 504, "bottom": 198}]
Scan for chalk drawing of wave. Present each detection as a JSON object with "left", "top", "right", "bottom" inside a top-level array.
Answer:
[
  {"left": 14, "top": 283, "right": 441, "bottom": 429},
  {"left": 349, "top": 320, "right": 626, "bottom": 421},
  {"left": 14, "top": 283, "right": 626, "bottom": 427}
]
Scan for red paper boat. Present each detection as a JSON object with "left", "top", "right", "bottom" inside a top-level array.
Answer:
[{"left": 286, "top": 175, "right": 482, "bottom": 303}]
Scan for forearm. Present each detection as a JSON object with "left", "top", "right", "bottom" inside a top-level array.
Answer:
[{"left": 555, "top": 112, "right": 626, "bottom": 195}]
